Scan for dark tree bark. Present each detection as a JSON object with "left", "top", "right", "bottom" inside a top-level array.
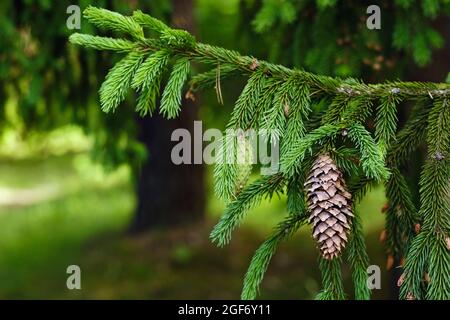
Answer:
[{"left": 129, "top": 0, "right": 204, "bottom": 233}]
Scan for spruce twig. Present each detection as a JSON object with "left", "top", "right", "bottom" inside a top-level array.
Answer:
[{"left": 69, "top": 6, "right": 450, "bottom": 300}]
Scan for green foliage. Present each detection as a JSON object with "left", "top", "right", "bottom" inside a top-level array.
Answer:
[
  {"left": 69, "top": 34, "right": 135, "bottom": 52},
  {"left": 401, "top": 98, "right": 450, "bottom": 300},
  {"left": 133, "top": 10, "right": 169, "bottom": 33},
  {"left": 316, "top": 0, "right": 337, "bottom": 10},
  {"left": 99, "top": 51, "right": 145, "bottom": 113},
  {"left": 71, "top": 7, "right": 450, "bottom": 300},
  {"left": 252, "top": 0, "right": 297, "bottom": 33},
  {"left": 346, "top": 211, "right": 371, "bottom": 300},
  {"left": 133, "top": 50, "right": 171, "bottom": 115},
  {"left": 281, "top": 81, "right": 310, "bottom": 157},
  {"left": 241, "top": 209, "right": 308, "bottom": 300},
  {"left": 341, "top": 97, "right": 373, "bottom": 125},
  {"left": 190, "top": 64, "right": 241, "bottom": 91},
  {"left": 329, "top": 147, "right": 359, "bottom": 175},
  {"left": 280, "top": 124, "right": 342, "bottom": 176},
  {"left": 227, "top": 70, "right": 267, "bottom": 130},
  {"left": 243, "top": 0, "right": 449, "bottom": 75},
  {"left": 160, "top": 57, "right": 191, "bottom": 119},
  {"left": 386, "top": 100, "right": 430, "bottom": 167},
  {"left": 259, "top": 78, "right": 286, "bottom": 143},
  {"left": 316, "top": 258, "right": 346, "bottom": 300},
  {"left": 241, "top": 174, "right": 309, "bottom": 300},
  {"left": 83, "top": 6, "right": 143, "bottom": 39},
  {"left": 375, "top": 93, "right": 401, "bottom": 158},
  {"left": 419, "top": 98, "right": 449, "bottom": 231},
  {"left": 132, "top": 50, "right": 170, "bottom": 90},
  {"left": 213, "top": 135, "right": 238, "bottom": 201},
  {"left": 384, "top": 168, "right": 418, "bottom": 259},
  {"left": 0, "top": 0, "right": 175, "bottom": 174},
  {"left": 210, "top": 174, "right": 285, "bottom": 247},
  {"left": 346, "top": 124, "right": 390, "bottom": 181}
]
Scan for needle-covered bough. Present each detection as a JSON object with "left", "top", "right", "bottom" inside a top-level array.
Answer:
[{"left": 70, "top": 6, "right": 450, "bottom": 300}]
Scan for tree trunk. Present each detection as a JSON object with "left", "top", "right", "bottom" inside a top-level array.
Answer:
[{"left": 129, "top": 0, "right": 204, "bottom": 233}]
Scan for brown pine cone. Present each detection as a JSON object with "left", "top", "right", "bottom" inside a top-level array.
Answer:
[{"left": 304, "top": 153, "right": 353, "bottom": 260}]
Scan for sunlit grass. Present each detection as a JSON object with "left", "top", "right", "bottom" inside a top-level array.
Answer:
[
  {"left": 0, "top": 154, "right": 387, "bottom": 299},
  {"left": 0, "top": 154, "right": 133, "bottom": 298},
  {"left": 0, "top": 126, "right": 91, "bottom": 160}
]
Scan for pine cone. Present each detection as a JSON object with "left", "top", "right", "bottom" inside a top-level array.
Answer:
[{"left": 304, "top": 153, "right": 353, "bottom": 260}]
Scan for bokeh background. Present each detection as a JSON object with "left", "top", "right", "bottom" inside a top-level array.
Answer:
[{"left": 0, "top": 0, "right": 448, "bottom": 299}]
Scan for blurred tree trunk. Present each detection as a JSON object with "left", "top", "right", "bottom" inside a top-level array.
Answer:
[{"left": 129, "top": 0, "right": 205, "bottom": 233}]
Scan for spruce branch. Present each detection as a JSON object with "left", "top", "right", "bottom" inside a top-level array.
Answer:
[
  {"left": 132, "top": 50, "right": 170, "bottom": 90},
  {"left": 346, "top": 211, "right": 371, "bottom": 300},
  {"left": 69, "top": 6, "right": 450, "bottom": 300},
  {"left": 160, "top": 57, "right": 190, "bottom": 119},
  {"left": 133, "top": 50, "right": 171, "bottom": 115},
  {"left": 400, "top": 232, "right": 430, "bottom": 299},
  {"left": 71, "top": 7, "right": 450, "bottom": 108},
  {"left": 132, "top": 10, "right": 169, "bottom": 34},
  {"left": 383, "top": 102, "right": 429, "bottom": 261},
  {"left": 329, "top": 147, "right": 360, "bottom": 176},
  {"left": 241, "top": 171, "right": 309, "bottom": 300},
  {"left": 260, "top": 79, "right": 287, "bottom": 143},
  {"left": 99, "top": 51, "right": 145, "bottom": 113},
  {"left": 321, "top": 94, "right": 350, "bottom": 124},
  {"left": 280, "top": 124, "right": 342, "bottom": 176},
  {"left": 346, "top": 124, "right": 390, "bottom": 181},
  {"left": 213, "top": 135, "right": 238, "bottom": 201},
  {"left": 241, "top": 210, "right": 309, "bottom": 300},
  {"left": 286, "top": 173, "right": 308, "bottom": 214},
  {"left": 316, "top": 257, "right": 346, "bottom": 300},
  {"left": 384, "top": 168, "right": 419, "bottom": 259},
  {"left": 227, "top": 70, "right": 268, "bottom": 130},
  {"left": 254, "top": 77, "right": 282, "bottom": 131},
  {"left": 281, "top": 82, "right": 310, "bottom": 157},
  {"left": 426, "top": 235, "right": 450, "bottom": 299},
  {"left": 386, "top": 100, "right": 430, "bottom": 167},
  {"left": 375, "top": 93, "right": 402, "bottom": 158},
  {"left": 69, "top": 34, "right": 135, "bottom": 52},
  {"left": 420, "top": 98, "right": 449, "bottom": 232},
  {"left": 135, "top": 80, "right": 160, "bottom": 116},
  {"left": 83, "top": 6, "right": 143, "bottom": 39},
  {"left": 401, "top": 98, "right": 450, "bottom": 300},
  {"left": 342, "top": 96, "right": 374, "bottom": 124},
  {"left": 190, "top": 64, "right": 242, "bottom": 91},
  {"left": 210, "top": 174, "right": 285, "bottom": 247}
]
